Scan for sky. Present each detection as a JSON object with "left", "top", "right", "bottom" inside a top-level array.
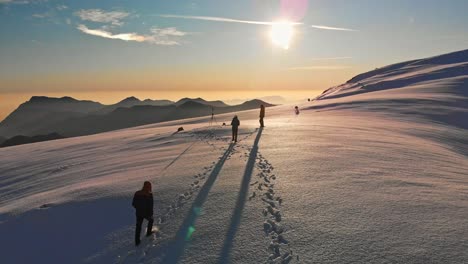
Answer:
[{"left": 1, "top": 0, "right": 468, "bottom": 121}]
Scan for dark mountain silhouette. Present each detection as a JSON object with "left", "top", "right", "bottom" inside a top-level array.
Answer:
[
  {"left": 226, "top": 96, "right": 287, "bottom": 105},
  {"left": 0, "top": 133, "right": 64, "bottom": 148},
  {"left": 51, "top": 100, "right": 273, "bottom": 137},
  {"left": 52, "top": 105, "right": 178, "bottom": 136},
  {"left": 143, "top": 98, "right": 174, "bottom": 105},
  {"left": 0, "top": 96, "right": 174, "bottom": 137},
  {"left": 0, "top": 136, "right": 5, "bottom": 145},
  {"left": 96, "top": 97, "right": 174, "bottom": 114},
  {"left": 175, "top": 97, "right": 229, "bottom": 107},
  {"left": 239, "top": 99, "right": 272, "bottom": 108},
  {"left": 0, "top": 96, "right": 103, "bottom": 138}
]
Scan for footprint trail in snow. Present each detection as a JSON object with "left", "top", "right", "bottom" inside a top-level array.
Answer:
[{"left": 118, "top": 127, "right": 298, "bottom": 263}]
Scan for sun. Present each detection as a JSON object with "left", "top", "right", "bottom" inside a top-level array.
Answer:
[{"left": 270, "top": 21, "right": 294, "bottom": 50}]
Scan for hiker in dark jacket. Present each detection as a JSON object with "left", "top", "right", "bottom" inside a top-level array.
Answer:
[
  {"left": 231, "top": 115, "right": 240, "bottom": 142},
  {"left": 259, "top": 105, "right": 265, "bottom": 127},
  {"left": 132, "top": 181, "right": 154, "bottom": 246}
]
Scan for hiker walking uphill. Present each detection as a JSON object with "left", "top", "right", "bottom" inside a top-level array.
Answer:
[
  {"left": 231, "top": 115, "right": 240, "bottom": 142},
  {"left": 132, "top": 181, "right": 154, "bottom": 246},
  {"left": 259, "top": 105, "right": 265, "bottom": 127}
]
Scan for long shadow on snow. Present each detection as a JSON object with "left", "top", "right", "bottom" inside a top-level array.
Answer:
[
  {"left": 218, "top": 127, "right": 263, "bottom": 263},
  {"left": 162, "top": 143, "right": 235, "bottom": 263}
]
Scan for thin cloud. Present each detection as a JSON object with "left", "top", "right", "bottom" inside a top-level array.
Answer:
[
  {"left": 151, "top": 27, "right": 188, "bottom": 37},
  {"left": 287, "top": 66, "right": 351, "bottom": 71},
  {"left": 159, "top": 14, "right": 302, "bottom": 25},
  {"left": 31, "top": 9, "right": 61, "bottom": 24},
  {"left": 56, "top": 5, "right": 68, "bottom": 11},
  {"left": 77, "top": 24, "right": 146, "bottom": 42},
  {"left": 77, "top": 24, "right": 186, "bottom": 45},
  {"left": 159, "top": 14, "right": 357, "bottom": 33},
  {"left": 32, "top": 12, "right": 52, "bottom": 18},
  {"left": 75, "top": 9, "right": 130, "bottom": 26},
  {"left": 310, "top": 25, "right": 357, "bottom": 31}
]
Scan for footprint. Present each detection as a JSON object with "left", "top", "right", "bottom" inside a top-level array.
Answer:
[
  {"left": 262, "top": 198, "right": 276, "bottom": 208},
  {"left": 277, "top": 234, "right": 288, "bottom": 244},
  {"left": 282, "top": 251, "right": 293, "bottom": 263},
  {"left": 38, "top": 203, "right": 55, "bottom": 209},
  {"left": 264, "top": 221, "right": 272, "bottom": 233}
]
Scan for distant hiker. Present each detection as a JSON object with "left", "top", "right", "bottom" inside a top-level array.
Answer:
[
  {"left": 132, "top": 181, "right": 154, "bottom": 246},
  {"left": 308, "top": 98, "right": 311, "bottom": 102},
  {"left": 259, "top": 104, "right": 265, "bottom": 127},
  {"left": 295, "top": 106, "right": 300, "bottom": 115},
  {"left": 231, "top": 115, "right": 240, "bottom": 142}
]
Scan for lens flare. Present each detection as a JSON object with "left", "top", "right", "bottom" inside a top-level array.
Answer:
[{"left": 270, "top": 21, "right": 294, "bottom": 49}]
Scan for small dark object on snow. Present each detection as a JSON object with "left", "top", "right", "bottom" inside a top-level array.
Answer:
[
  {"left": 39, "top": 203, "right": 54, "bottom": 209},
  {"left": 172, "top": 127, "right": 184, "bottom": 135},
  {"left": 222, "top": 122, "right": 226, "bottom": 126},
  {"left": 294, "top": 106, "right": 300, "bottom": 115}
]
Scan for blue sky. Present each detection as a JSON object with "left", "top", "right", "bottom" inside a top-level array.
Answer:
[{"left": 0, "top": 0, "right": 467, "bottom": 119}]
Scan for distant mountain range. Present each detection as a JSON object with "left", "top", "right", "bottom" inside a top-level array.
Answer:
[
  {"left": 0, "top": 96, "right": 273, "bottom": 143},
  {"left": 94, "top": 96, "right": 174, "bottom": 114}
]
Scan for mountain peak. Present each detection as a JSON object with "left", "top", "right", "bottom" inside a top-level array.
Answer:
[
  {"left": 29, "top": 96, "right": 78, "bottom": 103},
  {"left": 119, "top": 96, "right": 141, "bottom": 103},
  {"left": 177, "top": 100, "right": 208, "bottom": 108},
  {"left": 177, "top": 97, "right": 206, "bottom": 102}
]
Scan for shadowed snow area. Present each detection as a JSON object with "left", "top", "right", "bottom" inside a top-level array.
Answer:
[{"left": 0, "top": 49, "right": 467, "bottom": 263}]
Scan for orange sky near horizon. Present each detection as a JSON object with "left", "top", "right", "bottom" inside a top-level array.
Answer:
[{"left": 0, "top": 65, "right": 359, "bottom": 121}]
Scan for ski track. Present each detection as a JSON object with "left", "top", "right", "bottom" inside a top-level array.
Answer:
[{"left": 116, "top": 126, "right": 298, "bottom": 263}]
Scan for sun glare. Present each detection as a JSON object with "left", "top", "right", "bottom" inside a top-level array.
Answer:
[{"left": 271, "top": 21, "right": 294, "bottom": 50}]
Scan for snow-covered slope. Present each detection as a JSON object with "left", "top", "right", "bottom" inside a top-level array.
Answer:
[{"left": 0, "top": 50, "right": 467, "bottom": 264}]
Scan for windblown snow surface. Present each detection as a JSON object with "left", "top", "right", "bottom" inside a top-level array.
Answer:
[{"left": 1, "top": 50, "right": 467, "bottom": 264}]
